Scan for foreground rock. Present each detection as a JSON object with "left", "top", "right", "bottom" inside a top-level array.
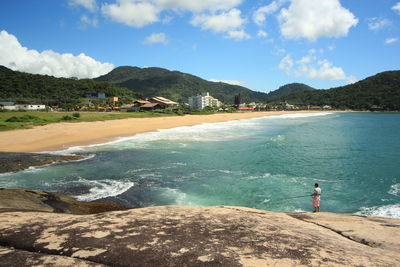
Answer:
[
  {"left": 0, "top": 152, "right": 84, "bottom": 173},
  {"left": 0, "top": 188, "right": 127, "bottom": 215},
  {"left": 1, "top": 205, "right": 399, "bottom": 266}
]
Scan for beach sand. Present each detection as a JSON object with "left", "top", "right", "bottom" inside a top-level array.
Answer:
[{"left": 0, "top": 111, "right": 326, "bottom": 152}]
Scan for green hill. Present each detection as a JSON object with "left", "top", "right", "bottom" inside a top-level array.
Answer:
[
  {"left": 95, "top": 66, "right": 269, "bottom": 104},
  {"left": 272, "top": 71, "right": 400, "bottom": 110},
  {"left": 0, "top": 66, "right": 139, "bottom": 105},
  {"left": 265, "top": 83, "right": 316, "bottom": 101}
]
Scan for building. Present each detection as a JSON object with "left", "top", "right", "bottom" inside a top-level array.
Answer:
[
  {"left": 17, "top": 104, "right": 46, "bottom": 111},
  {"left": 148, "top": 97, "right": 178, "bottom": 109},
  {"left": 0, "top": 102, "right": 17, "bottom": 110},
  {"left": 86, "top": 93, "right": 106, "bottom": 99},
  {"left": 0, "top": 103, "right": 46, "bottom": 111},
  {"left": 108, "top": 97, "right": 119, "bottom": 105},
  {"left": 188, "top": 92, "right": 222, "bottom": 110}
]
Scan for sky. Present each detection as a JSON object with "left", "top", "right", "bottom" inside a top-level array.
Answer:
[{"left": 0, "top": 0, "right": 399, "bottom": 93}]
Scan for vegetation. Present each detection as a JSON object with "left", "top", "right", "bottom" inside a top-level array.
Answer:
[
  {"left": 0, "top": 111, "right": 182, "bottom": 131},
  {"left": 95, "top": 66, "right": 270, "bottom": 104},
  {"left": 265, "top": 83, "right": 316, "bottom": 101},
  {"left": 271, "top": 71, "right": 400, "bottom": 110},
  {"left": 0, "top": 66, "right": 141, "bottom": 106}
]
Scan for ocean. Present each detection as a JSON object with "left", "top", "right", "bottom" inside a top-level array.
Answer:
[{"left": 1, "top": 112, "right": 399, "bottom": 218}]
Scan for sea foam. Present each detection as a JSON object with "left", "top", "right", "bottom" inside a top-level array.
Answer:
[
  {"left": 357, "top": 204, "right": 400, "bottom": 218},
  {"left": 57, "top": 112, "right": 334, "bottom": 153},
  {"left": 72, "top": 179, "right": 134, "bottom": 201}
]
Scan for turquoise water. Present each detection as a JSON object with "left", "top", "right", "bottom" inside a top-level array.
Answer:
[{"left": 1, "top": 112, "right": 399, "bottom": 217}]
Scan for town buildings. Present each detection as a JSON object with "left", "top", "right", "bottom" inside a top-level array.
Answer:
[
  {"left": 188, "top": 92, "right": 222, "bottom": 110},
  {"left": 0, "top": 102, "right": 46, "bottom": 111}
]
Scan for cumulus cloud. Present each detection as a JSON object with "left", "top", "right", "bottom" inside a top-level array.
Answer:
[
  {"left": 385, "top": 37, "right": 398, "bottom": 44},
  {"left": 253, "top": 0, "right": 287, "bottom": 26},
  {"left": 257, "top": 30, "right": 268, "bottom": 38},
  {"left": 368, "top": 18, "right": 391, "bottom": 31},
  {"left": 101, "top": 0, "right": 244, "bottom": 28},
  {"left": 191, "top": 9, "right": 245, "bottom": 32},
  {"left": 279, "top": 51, "right": 355, "bottom": 83},
  {"left": 0, "top": 30, "right": 114, "bottom": 78},
  {"left": 393, "top": 3, "right": 400, "bottom": 13},
  {"left": 278, "top": 0, "right": 358, "bottom": 41},
  {"left": 225, "top": 30, "right": 250, "bottom": 40},
  {"left": 209, "top": 78, "right": 242, "bottom": 85},
  {"left": 80, "top": 15, "right": 98, "bottom": 28},
  {"left": 102, "top": 0, "right": 161, "bottom": 28},
  {"left": 143, "top": 32, "right": 168, "bottom": 44},
  {"left": 154, "top": 0, "right": 243, "bottom": 12},
  {"left": 69, "top": 0, "right": 98, "bottom": 12}
]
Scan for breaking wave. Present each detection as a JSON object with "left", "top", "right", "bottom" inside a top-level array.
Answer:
[{"left": 356, "top": 204, "right": 400, "bottom": 218}]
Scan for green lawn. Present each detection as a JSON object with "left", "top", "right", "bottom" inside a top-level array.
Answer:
[{"left": 0, "top": 111, "right": 179, "bottom": 131}]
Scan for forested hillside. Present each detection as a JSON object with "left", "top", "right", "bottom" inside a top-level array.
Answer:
[
  {"left": 95, "top": 66, "right": 269, "bottom": 104},
  {"left": 0, "top": 66, "right": 139, "bottom": 105},
  {"left": 272, "top": 71, "right": 400, "bottom": 110},
  {"left": 265, "top": 83, "right": 316, "bottom": 101}
]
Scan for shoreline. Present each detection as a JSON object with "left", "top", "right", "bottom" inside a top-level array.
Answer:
[{"left": 0, "top": 111, "right": 335, "bottom": 153}]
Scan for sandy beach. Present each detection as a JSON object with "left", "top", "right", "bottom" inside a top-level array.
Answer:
[{"left": 0, "top": 111, "right": 326, "bottom": 152}]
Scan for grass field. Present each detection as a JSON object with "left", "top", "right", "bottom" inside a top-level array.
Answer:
[{"left": 0, "top": 111, "right": 180, "bottom": 131}]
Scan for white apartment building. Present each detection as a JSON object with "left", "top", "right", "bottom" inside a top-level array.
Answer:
[{"left": 188, "top": 92, "right": 222, "bottom": 109}]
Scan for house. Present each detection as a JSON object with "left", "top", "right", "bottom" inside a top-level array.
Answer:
[
  {"left": 148, "top": 97, "right": 178, "bottom": 109},
  {"left": 323, "top": 105, "right": 332, "bottom": 110},
  {"left": 188, "top": 92, "right": 221, "bottom": 109},
  {"left": 108, "top": 97, "right": 119, "bottom": 104},
  {"left": 309, "top": 106, "right": 321, "bottom": 110},
  {"left": 0, "top": 102, "right": 17, "bottom": 110},
  {"left": 238, "top": 107, "right": 255, "bottom": 111},
  {"left": 16, "top": 104, "right": 46, "bottom": 111},
  {"left": 140, "top": 102, "right": 163, "bottom": 111}
]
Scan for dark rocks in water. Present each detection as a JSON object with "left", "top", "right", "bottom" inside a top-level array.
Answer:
[
  {"left": 0, "top": 205, "right": 399, "bottom": 266},
  {"left": 0, "top": 188, "right": 127, "bottom": 215},
  {"left": 0, "top": 152, "right": 84, "bottom": 174}
]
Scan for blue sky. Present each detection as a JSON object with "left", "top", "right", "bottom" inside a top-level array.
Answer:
[{"left": 0, "top": 0, "right": 399, "bottom": 93}]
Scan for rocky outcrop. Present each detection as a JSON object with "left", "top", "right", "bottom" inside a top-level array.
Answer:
[
  {"left": 0, "top": 152, "right": 84, "bottom": 174},
  {"left": 1, "top": 205, "right": 399, "bottom": 266},
  {"left": 0, "top": 188, "right": 127, "bottom": 215}
]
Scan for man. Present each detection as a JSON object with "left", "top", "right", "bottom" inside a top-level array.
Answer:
[{"left": 311, "top": 183, "right": 321, "bottom": 212}]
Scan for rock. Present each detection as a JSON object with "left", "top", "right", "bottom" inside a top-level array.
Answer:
[
  {"left": 0, "top": 188, "right": 127, "bottom": 215},
  {"left": 0, "top": 152, "right": 84, "bottom": 174},
  {"left": 0, "top": 205, "right": 399, "bottom": 266}
]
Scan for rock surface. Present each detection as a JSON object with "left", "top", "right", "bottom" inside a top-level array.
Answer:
[
  {"left": 0, "top": 188, "right": 127, "bottom": 215},
  {"left": 0, "top": 152, "right": 84, "bottom": 173},
  {"left": 1, "top": 205, "right": 399, "bottom": 266}
]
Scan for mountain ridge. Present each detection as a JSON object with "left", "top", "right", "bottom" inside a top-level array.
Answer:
[
  {"left": 95, "top": 66, "right": 272, "bottom": 104},
  {"left": 273, "top": 70, "right": 400, "bottom": 110}
]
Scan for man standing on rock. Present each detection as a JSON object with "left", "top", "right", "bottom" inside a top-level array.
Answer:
[{"left": 311, "top": 183, "right": 321, "bottom": 212}]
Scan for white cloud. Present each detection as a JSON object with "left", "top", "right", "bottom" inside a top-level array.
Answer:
[
  {"left": 80, "top": 15, "right": 98, "bottom": 28},
  {"left": 154, "top": 0, "right": 243, "bottom": 12},
  {"left": 102, "top": 0, "right": 160, "bottom": 28},
  {"left": 0, "top": 30, "right": 114, "bottom": 79},
  {"left": 225, "top": 30, "right": 250, "bottom": 40},
  {"left": 393, "top": 3, "right": 400, "bottom": 13},
  {"left": 209, "top": 78, "right": 242, "bottom": 85},
  {"left": 279, "top": 51, "right": 355, "bottom": 83},
  {"left": 191, "top": 9, "right": 245, "bottom": 33},
  {"left": 69, "top": 0, "right": 97, "bottom": 12},
  {"left": 257, "top": 30, "right": 268, "bottom": 38},
  {"left": 143, "top": 32, "right": 168, "bottom": 44},
  {"left": 385, "top": 37, "right": 398, "bottom": 44},
  {"left": 278, "top": 0, "right": 358, "bottom": 41},
  {"left": 368, "top": 18, "right": 391, "bottom": 31},
  {"left": 253, "top": 0, "right": 287, "bottom": 26}
]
